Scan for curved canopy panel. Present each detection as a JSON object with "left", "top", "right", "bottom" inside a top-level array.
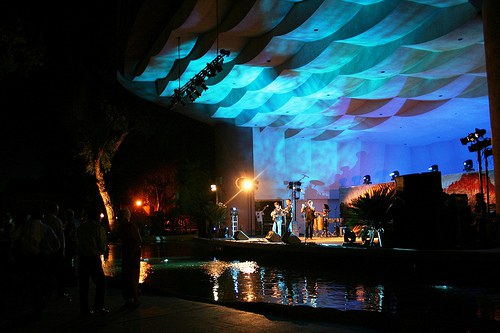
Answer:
[{"left": 118, "top": 0, "right": 488, "bottom": 147}]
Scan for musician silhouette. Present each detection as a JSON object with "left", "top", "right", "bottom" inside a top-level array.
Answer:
[
  {"left": 270, "top": 201, "right": 283, "bottom": 236},
  {"left": 284, "top": 198, "right": 293, "bottom": 233},
  {"left": 301, "top": 200, "right": 315, "bottom": 239}
]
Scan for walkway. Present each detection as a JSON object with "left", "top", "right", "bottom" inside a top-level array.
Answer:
[{"left": 1, "top": 284, "right": 384, "bottom": 333}]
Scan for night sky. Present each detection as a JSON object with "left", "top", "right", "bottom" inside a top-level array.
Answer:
[{"left": 0, "top": 1, "right": 214, "bottom": 210}]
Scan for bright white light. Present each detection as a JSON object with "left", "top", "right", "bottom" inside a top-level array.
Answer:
[{"left": 243, "top": 179, "right": 253, "bottom": 190}]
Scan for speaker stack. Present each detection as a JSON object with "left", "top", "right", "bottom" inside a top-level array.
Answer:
[
  {"left": 281, "top": 231, "right": 301, "bottom": 245},
  {"left": 393, "top": 171, "right": 443, "bottom": 248},
  {"left": 233, "top": 230, "right": 250, "bottom": 240},
  {"left": 265, "top": 231, "right": 282, "bottom": 242}
]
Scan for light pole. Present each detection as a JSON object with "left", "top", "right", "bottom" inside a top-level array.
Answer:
[{"left": 211, "top": 184, "right": 219, "bottom": 204}]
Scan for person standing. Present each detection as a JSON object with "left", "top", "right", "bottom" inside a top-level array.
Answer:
[
  {"left": 61, "top": 208, "right": 79, "bottom": 287},
  {"left": 76, "top": 208, "right": 108, "bottom": 316},
  {"left": 270, "top": 202, "right": 283, "bottom": 236},
  {"left": 301, "top": 200, "right": 315, "bottom": 239},
  {"left": 10, "top": 205, "right": 60, "bottom": 319},
  {"left": 283, "top": 198, "right": 293, "bottom": 233},
  {"left": 43, "top": 201, "right": 66, "bottom": 299},
  {"left": 117, "top": 208, "right": 142, "bottom": 309}
]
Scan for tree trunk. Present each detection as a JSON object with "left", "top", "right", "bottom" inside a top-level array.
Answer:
[
  {"left": 93, "top": 132, "right": 128, "bottom": 231},
  {"left": 94, "top": 149, "right": 115, "bottom": 231}
]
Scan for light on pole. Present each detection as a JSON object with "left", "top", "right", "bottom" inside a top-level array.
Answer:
[{"left": 211, "top": 184, "right": 219, "bottom": 203}]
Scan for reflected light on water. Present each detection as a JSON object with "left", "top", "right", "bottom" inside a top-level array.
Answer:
[
  {"left": 100, "top": 244, "right": 500, "bottom": 323},
  {"left": 101, "top": 250, "right": 151, "bottom": 284},
  {"left": 201, "top": 260, "right": 259, "bottom": 302}
]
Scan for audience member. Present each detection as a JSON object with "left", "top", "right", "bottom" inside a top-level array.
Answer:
[
  {"left": 76, "top": 208, "right": 108, "bottom": 316},
  {"left": 117, "top": 208, "right": 142, "bottom": 308},
  {"left": 43, "top": 201, "right": 67, "bottom": 299},
  {"left": 62, "top": 208, "right": 78, "bottom": 286},
  {"left": 10, "top": 205, "right": 60, "bottom": 319}
]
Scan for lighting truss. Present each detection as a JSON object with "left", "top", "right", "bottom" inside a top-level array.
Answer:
[{"left": 168, "top": 49, "right": 230, "bottom": 109}]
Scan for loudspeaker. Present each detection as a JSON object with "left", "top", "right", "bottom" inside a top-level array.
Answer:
[
  {"left": 233, "top": 230, "right": 249, "bottom": 240},
  {"left": 281, "top": 231, "right": 301, "bottom": 245},
  {"left": 265, "top": 231, "right": 282, "bottom": 242}
]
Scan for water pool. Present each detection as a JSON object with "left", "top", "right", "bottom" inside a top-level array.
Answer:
[{"left": 103, "top": 241, "right": 500, "bottom": 325}]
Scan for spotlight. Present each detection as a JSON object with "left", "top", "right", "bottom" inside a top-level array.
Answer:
[
  {"left": 206, "top": 64, "right": 216, "bottom": 77},
  {"left": 390, "top": 171, "right": 400, "bottom": 181},
  {"left": 428, "top": 164, "right": 439, "bottom": 172},
  {"left": 186, "top": 91, "right": 195, "bottom": 102},
  {"left": 230, "top": 207, "right": 238, "bottom": 216},
  {"left": 461, "top": 129, "right": 488, "bottom": 145},
  {"left": 474, "top": 128, "right": 486, "bottom": 138},
  {"left": 460, "top": 136, "right": 471, "bottom": 145},
  {"left": 220, "top": 49, "right": 231, "bottom": 57},
  {"left": 214, "top": 63, "right": 223, "bottom": 73},
  {"left": 468, "top": 138, "right": 491, "bottom": 152},
  {"left": 463, "top": 159, "right": 474, "bottom": 172},
  {"left": 363, "top": 175, "right": 371, "bottom": 185}
]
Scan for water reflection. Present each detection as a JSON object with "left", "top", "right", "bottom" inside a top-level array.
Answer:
[
  {"left": 102, "top": 243, "right": 500, "bottom": 323},
  {"left": 102, "top": 247, "right": 152, "bottom": 284}
]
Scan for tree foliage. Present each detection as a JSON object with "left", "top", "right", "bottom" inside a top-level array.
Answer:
[
  {"left": 77, "top": 100, "right": 130, "bottom": 175},
  {"left": 0, "top": 8, "right": 45, "bottom": 78},
  {"left": 347, "top": 183, "right": 396, "bottom": 227}
]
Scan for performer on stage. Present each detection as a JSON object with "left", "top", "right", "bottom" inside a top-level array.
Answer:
[
  {"left": 322, "top": 204, "right": 330, "bottom": 237},
  {"left": 283, "top": 198, "right": 293, "bottom": 233},
  {"left": 301, "top": 200, "right": 315, "bottom": 239},
  {"left": 270, "top": 201, "right": 284, "bottom": 236}
]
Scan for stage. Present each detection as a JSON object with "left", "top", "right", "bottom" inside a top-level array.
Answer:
[{"left": 195, "top": 232, "right": 500, "bottom": 284}]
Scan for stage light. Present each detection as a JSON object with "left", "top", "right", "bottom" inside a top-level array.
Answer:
[
  {"left": 230, "top": 207, "right": 238, "bottom": 216},
  {"left": 468, "top": 138, "right": 491, "bottom": 152},
  {"left": 186, "top": 91, "right": 195, "bottom": 102},
  {"left": 363, "top": 175, "right": 371, "bottom": 185},
  {"left": 463, "top": 159, "right": 474, "bottom": 172},
  {"left": 220, "top": 49, "right": 231, "bottom": 56},
  {"left": 206, "top": 64, "right": 217, "bottom": 77},
  {"left": 390, "top": 171, "right": 399, "bottom": 180},
  {"left": 428, "top": 164, "right": 439, "bottom": 172},
  {"left": 461, "top": 128, "right": 488, "bottom": 145},
  {"left": 168, "top": 49, "right": 230, "bottom": 109},
  {"left": 460, "top": 136, "right": 471, "bottom": 145},
  {"left": 242, "top": 179, "right": 253, "bottom": 190},
  {"left": 474, "top": 128, "right": 486, "bottom": 138},
  {"left": 485, "top": 148, "right": 493, "bottom": 158}
]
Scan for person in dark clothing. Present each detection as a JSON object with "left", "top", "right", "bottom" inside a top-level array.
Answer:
[
  {"left": 301, "top": 200, "right": 315, "bottom": 239},
  {"left": 62, "top": 208, "right": 79, "bottom": 286},
  {"left": 43, "top": 201, "right": 66, "bottom": 299},
  {"left": 76, "top": 208, "right": 108, "bottom": 316},
  {"left": 10, "top": 206, "right": 60, "bottom": 319},
  {"left": 117, "top": 208, "right": 142, "bottom": 308}
]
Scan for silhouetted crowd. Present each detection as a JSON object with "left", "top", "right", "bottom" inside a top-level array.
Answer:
[{"left": 0, "top": 201, "right": 110, "bottom": 320}]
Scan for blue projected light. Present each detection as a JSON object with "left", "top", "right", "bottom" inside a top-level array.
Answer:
[{"left": 121, "top": 1, "right": 494, "bottom": 200}]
